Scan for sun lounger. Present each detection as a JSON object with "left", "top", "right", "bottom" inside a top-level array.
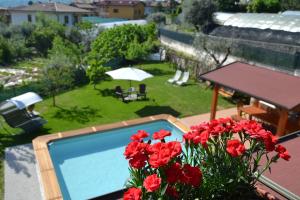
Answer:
[
  {"left": 168, "top": 70, "right": 182, "bottom": 83},
  {"left": 176, "top": 71, "right": 189, "bottom": 86}
]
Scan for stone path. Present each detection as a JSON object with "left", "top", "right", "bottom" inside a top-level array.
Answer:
[
  {"left": 180, "top": 107, "right": 237, "bottom": 127},
  {"left": 4, "top": 144, "right": 43, "bottom": 200}
]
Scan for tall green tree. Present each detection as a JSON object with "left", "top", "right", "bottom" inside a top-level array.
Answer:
[
  {"left": 42, "top": 54, "right": 74, "bottom": 106},
  {"left": 87, "top": 24, "right": 157, "bottom": 89},
  {"left": 28, "top": 13, "right": 66, "bottom": 56},
  {"left": 182, "top": 0, "right": 216, "bottom": 31}
]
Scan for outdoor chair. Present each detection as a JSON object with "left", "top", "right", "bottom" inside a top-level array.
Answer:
[
  {"left": 0, "top": 103, "right": 46, "bottom": 133},
  {"left": 176, "top": 71, "right": 190, "bottom": 86},
  {"left": 168, "top": 70, "right": 182, "bottom": 84},
  {"left": 115, "top": 86, "right": 129, "bottom": 102},
  {"left": 137, "top": 84, "right": 147, "bottom": 100}
]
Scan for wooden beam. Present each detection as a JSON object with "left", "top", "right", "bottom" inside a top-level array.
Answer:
[
  {"left": 252, "top": 99, "right": 259, "bottom": 107},
  {"left": 276, "top": 108, "right": 289, "bottom": 137},
  {"left": 210, "top": 84, "right": 219, "bottom": 120}
]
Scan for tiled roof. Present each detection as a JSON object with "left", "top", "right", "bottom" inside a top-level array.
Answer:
[
  {"left": 71, "top": 3, "right": 97, "bottom": 9},
  {"left": 10, "top": 3, "right": 91, "bottom": 13},
  {"left": 200, "top": 61, "right": 300, "bottom": 110},
  {"left": 94, "top": 0, "right": 143, "bottom": 6}
]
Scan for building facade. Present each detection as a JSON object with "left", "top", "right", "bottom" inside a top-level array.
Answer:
[
  {"left": 9, "top": 3, "right": 91, "bottom": 26},
  {"left": 94, "top": 0, "right": 144, "bottom": 20}
]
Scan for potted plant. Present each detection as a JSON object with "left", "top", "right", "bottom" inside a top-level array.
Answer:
[{"left": 123, "top": 118, "right": 290, "bottom": 200}]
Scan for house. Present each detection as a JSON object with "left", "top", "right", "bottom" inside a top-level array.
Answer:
[
  {"left": 144, "top": 1, "right": 178, "bottom": 16},
  {"left": 94, "top": 0, "right": 145, "bottom": 20},
  {"left": 71, "top": 3, "right": 97, "bottom": 14},
  {"left": 8, "top": 3, "right": 92, "bottom": 26}
]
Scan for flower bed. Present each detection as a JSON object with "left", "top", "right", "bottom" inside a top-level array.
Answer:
[{"left": 123, "top": 118, "right": 290, "bottom": 200}]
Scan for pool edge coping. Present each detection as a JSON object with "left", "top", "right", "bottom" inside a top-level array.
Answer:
[{"left": 32, "top": 114, "right": 189, "bottom": 200}]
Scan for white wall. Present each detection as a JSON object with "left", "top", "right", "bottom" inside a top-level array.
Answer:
[{"left": 10, "top": 11, "right": 78, "bottom": 26}]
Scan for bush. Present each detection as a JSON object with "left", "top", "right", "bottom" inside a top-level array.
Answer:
[
  {"left": 146, "top": 12, "right": 166, "bottom": 25},
  {"left": 123, "top": 118, "right": 290, "bottom": 199},
  {"left": 247, "top": 0, "right": 281, "bottom": 13}
]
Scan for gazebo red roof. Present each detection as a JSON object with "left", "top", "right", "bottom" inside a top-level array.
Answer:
[{"left": 200, "top": 62, "right": 300, "bottom": 110}]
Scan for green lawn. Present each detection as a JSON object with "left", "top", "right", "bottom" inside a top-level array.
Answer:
[{"left": 0, "top": 61, "right": 234, "bottom": 199}]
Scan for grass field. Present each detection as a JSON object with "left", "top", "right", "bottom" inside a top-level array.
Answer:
[{"left": 0, "top": 61, "right": 234, "bottom": 199}]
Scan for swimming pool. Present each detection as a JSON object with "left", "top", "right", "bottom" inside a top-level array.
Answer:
[{"left": 33, "top": 115, "right": 188, "bottom": 200}]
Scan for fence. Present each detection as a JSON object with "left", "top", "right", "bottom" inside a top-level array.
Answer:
[{"left": 159, "top": 28, "right": 300, "bottom": 73}]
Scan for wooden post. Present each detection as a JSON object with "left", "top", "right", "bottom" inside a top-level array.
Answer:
[
  {"left": 276, "top": 108, "right": 289, "bottom": 137},
  {"left": 210, "top": 84, "right": 219, "bottom": 120}
]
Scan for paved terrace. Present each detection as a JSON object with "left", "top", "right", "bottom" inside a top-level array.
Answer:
[{"left": 4, "top": 108, "right": 237, "bottom": 200}]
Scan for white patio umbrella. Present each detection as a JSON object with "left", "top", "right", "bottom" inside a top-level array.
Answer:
[{"left": 105, "top": 67, "right": 153, "bottom": 87}]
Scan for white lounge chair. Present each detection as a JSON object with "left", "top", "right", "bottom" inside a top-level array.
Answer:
[
  {"left": 176, "top": 71, "right": 189, "bottom": 86},
  {"left": 168, "top": 70, "right": 182, "bottom": 83}
]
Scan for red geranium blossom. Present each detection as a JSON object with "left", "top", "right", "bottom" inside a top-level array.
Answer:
[
  {"left": 130, "top": 130, "right": 149, "bottom": 141},
  {"left": 275, "top": 145, "right": 291, "bottom": 161},
  {"left": 143, "top": 174, "right": 161, "bottom": 192},
  {"left": 153, "top": 129, "right": 171, "bottom": 140},
  {"left": 180, "top": 164, "right": 202, "bottom": 187},
  {"left": 123, "top": 187, "right": 142, "bottom": 200},
  {"left": 226, "top": 139, "right": 246, "bottom": 157}
]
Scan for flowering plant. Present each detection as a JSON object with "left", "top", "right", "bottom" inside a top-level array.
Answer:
[{"left": 123, "top": 119, "right": 290, "bottom": 200}]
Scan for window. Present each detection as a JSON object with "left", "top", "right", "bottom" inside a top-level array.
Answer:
[
  {"left": 64, "top": 15, "right": 69, "bottom": 25},
  {"left": 113, "top": 9, "right": 119, "bottom": 13},
  {"left": 27, "top": 14, "right": 32, "bottom": 22}
]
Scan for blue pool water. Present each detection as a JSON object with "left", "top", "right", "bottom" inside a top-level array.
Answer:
[{"left": 48, "top": 120, "right": 184, "bottom": 200}]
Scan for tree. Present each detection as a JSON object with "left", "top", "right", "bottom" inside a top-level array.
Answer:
[
  {"left": 88, "top": 24, "right": 156, "bottom": 66},
  {"left": 42, "top": 54, "right": 74, "bottom": 106},
  {"left": 86, "top": 63, "right": 106, "bottom": 89},
  {"left": 182, "top": 0, "right": 216, "bottom": 31},
  {"left": 280, "top": 0, "right": 300, "bottom": 10},
  {"left": 48, "top": 36, "right": 81, "bottom": 64},
  {"left": 146, "top": 12, "right": 166, "bottom": 25},
  {"left": 214, "top": 0, "right": 239, "bottom": 12},
  {"left": 247, "top": 0, "right": 281, "bottom": 13},
  {"left": 193, "top": 33, "right": 232, "bottom": 76},
  {"left": 28, "top": 13, "right": 66, "bottom": 56}
]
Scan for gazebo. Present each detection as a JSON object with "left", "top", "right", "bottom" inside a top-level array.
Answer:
[{"left": 200, "top": 61, "right": 300, "bottom": 136}]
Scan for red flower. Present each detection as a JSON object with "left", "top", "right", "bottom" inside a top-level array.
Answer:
[
  {"left": 129, "top": 153, "right": 148, "bottom": 169},
  {"left": 166, "top": 186, "right": 179, "bottom": 199},
  {"left": 180, "top": 164, "right": 202, "bottom": 187},
  {"left": 275, "top": 145, "right": 291, "bottom": 161},
  {"left": 226, "top": 139, "right": 246, "bottom": 157},
  {"left": 165, "top": 162, "right": 182, "bottom": 184},
  {"left": 193, "top": 130, "right": 210, "bottom": 148},
  {"left": 130, "top": 130, "right": 149, "bottom": 141},
  {"left": 123, "top": 187, "right": 142, "bottom": 200},
  {"left": 143, "top": 174, "right": 161, "bottom": 192},
  {"left": 166, "top": 141, "right": 182, "bottom": 157},
  {"left": 153, "top": 129, "right": 171, "bottom": 140},
  {"left": 124, "top": 141, "right": 148, "bottom": 159},
  {"left": 149, "top": 148, "right": 171, "bottom": 168},
  {"left": 148, "top": 142, "right": 181, "bottom": 168}
]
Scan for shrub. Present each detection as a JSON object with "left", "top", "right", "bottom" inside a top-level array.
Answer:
[
  {"left": 146, "top": 12, "right": 166, "bottom": 25},
  {"left": 123, "top": 118, "right": 290, "bottom": 199}
]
